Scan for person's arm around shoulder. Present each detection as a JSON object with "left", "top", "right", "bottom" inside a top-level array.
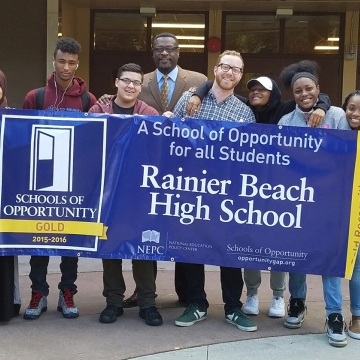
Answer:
[
  {"left": 186, "top": 80, "right": 213, "bottom": 116},
  {"left": 315, "top": 92, "right": 331, "bottom": 112},
  {"left": 97, "top": 94, "right": 114, "bottom": 105},
  {"left": 193, "top": 80, "right": 213, "bottom": 101},
  {"left": 308, "top": 93, "right": 331, "bottom": 127}
]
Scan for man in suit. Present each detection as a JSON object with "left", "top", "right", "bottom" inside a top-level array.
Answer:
[
  {"left": 124, "top": 32, "right": 207, "bottom": 307},
  {"left": 138, "top": 32, "right": 207, "bottom": 113}
]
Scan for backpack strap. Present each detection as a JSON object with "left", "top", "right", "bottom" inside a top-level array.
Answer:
[
  {"left": 35, "top": 87, "right": 90, "bottom": 112},
  {"left": 35, "top": 87, "right": 46, "bottom": 110},
  {"left": 81, "top": 91, "right": 91, "bottom": 112}
]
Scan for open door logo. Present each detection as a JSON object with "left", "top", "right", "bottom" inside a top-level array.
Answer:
[{"left": 29, "top": 125, "right": 74, "bottom": 192}]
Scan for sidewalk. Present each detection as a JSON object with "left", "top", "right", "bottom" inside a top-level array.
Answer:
[{"left": 0, "top": 256, "right": 359, "bottom": 360}]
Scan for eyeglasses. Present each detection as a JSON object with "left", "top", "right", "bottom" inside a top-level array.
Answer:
[
  {"left": 217, "top": 63, "right": 243, "bottom": 75},
  {"left": 119, "top": 78, "right": 142, "bottom": 87},
  {"left": 153, "top": 47, "right": 179, "bottom": 53}
]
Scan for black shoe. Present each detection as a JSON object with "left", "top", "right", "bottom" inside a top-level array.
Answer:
[
  {"left": 123, "top": 292, "right": 138, "bottom": 308},
  {"left": 99, "top": 305, "right": 124, "bottom": 324},
  {"left": 13, "top": 304, "right": 21, "bottom": 317},
  {"left": 326, "top": 313, "right": 347, "bottom": 347},
  {"left": 284, "top": 298, "right": 306, "bottom": 329},
  {"left": 139, "top": 306, "right": 163, "bottom": 326}
]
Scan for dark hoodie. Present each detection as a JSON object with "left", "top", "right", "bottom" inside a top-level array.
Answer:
[
  {"left": 251, "top": 79, "right": 282, "bottom": 124},
  {"left": 22, "top": 72, "right": 97, "bottom": 111},
  {"left": 193, "top": 80, "right": 330, "bottom": 124},
  {"left": 0, "top": 70, "right": 8, "bottom": 108}
]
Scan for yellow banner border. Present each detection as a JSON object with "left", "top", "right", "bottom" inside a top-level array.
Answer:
[
  {"left": 346, "top": 135, "right": 360, "bottom": 279},
  {"left": 0, "top": 219, "right": 107, "bottom": 239}
]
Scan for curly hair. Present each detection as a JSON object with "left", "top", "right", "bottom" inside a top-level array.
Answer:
[
  {"left": 342, "top": 90, "right": 360, "bottom": 111},
  {"left": 280, "top": 60, "right": 320, "bottom": 89},
  {"left": 54, "top": 37, "right": 81, "bottom": 58}
]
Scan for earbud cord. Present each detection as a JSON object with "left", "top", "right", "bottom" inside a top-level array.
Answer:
[{"left": 54, "top": 72, "right": 74, "bottom": 110}]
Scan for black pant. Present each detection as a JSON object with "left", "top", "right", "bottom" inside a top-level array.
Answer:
[
  {"left": 175, "top": 262, "right": 189, "bottom": 301},
  {"left": 103, "top": 259, "right": 156, "bottom": 309},
  {"left": 133, "top": 261, "right": 188, "bottom": 301},
  {"left": 29, "top": 256, "right": 78, "bottom": 296},
  {"left": 185, "top": 263, "right": 244, "bottom": 314},
  {"left": 0, "top": 256, "right": 14, "bottom": 321}
]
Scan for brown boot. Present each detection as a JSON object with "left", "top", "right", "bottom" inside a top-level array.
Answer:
[
  {"left": 123, "top": 291, "right": 138, "bottom": 308},
  {"left": 349, "top": 315, "right": 360, "bottom": 340}
]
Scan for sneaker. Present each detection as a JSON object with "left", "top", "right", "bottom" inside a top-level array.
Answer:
[
  {"left": 268, "top": 296, "right": 285, "bottom": 317},
  {"left": 326, "top": 313, "right": 347, "bottom": 347},
  {"left": 139, "top": 306, "right": 163, "bottom": 326},
  {"left": 243, "top": 294, "right": 259, "bottom": 315},
  {"left": 175, "top": 303, "right": 207, "bottom": 327},
  {"left": 348, "top": 317, "right": 360, "bottom": 340},
  {"left": 284, "top": 298, "right": 306, "bottom": 329},
  {"left": 99, "top": 305, "right": 124, "bottom": 324},
  {"left": 24, "top": 290, "right": 47, "bottom": 320},
  {"left": 225, "top": 308, "right": 257, "bottom": 332},
  {"left": 57, "top": 288, "right": 79, "bottom": 318}
]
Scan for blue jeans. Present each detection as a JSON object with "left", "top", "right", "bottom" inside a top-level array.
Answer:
[
  {"left": 350, "top": 249, "right": 360, "bottom": 316},
  {"left": 289, "top": 273, "right": 307, "bottom": 299},
  {"left": 289, "top": 273, "right": 342, "bottom": 317},
  {"left": 29, "top": 256, "right": 78, "bottom": 296}
]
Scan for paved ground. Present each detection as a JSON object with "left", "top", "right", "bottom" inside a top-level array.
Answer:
[{"left": 0, "top": 256, "right": 359, "bottom": 360}]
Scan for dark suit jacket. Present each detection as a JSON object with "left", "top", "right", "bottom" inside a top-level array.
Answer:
[{"left": 138, "top": 66, "right": 207, "bottom": 114}]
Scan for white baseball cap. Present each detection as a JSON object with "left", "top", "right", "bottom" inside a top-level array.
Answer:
[{"left": 246, "top": 76, "right": 273, "bottom": 91}]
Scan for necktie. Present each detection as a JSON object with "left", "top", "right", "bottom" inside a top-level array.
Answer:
[
  {"left": 303, "top": 113, "right": 310, "bottom": 123},
  {"left": 160, "top": 75, "right": 169, "bottom": 110}
]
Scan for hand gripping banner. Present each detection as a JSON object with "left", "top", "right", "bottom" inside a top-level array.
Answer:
[{"left": 0, "top": 109, "right": 359, "bottom": 278}]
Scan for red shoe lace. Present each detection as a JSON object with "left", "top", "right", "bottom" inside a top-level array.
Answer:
[
  {"left": 29, "top": 291, "right": 43, "bottom": 309},
  {"left": 62, "top": 288, "right": 75, "bottom": 308}
]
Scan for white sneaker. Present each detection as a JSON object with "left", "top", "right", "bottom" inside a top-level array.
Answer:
[
  {"left": 268, "top": 296, "right": 285, "bottom": 317},
  {"left": 243, "top": 294, "right": 259, "bottom": 315}
]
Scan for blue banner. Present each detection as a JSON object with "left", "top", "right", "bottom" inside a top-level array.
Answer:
[{"left": 0, "top": 109, "right": 359, "bottom": 278}]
